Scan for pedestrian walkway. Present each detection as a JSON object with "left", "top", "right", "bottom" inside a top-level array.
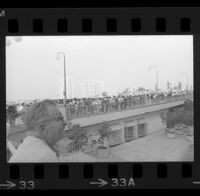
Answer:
[{"left": 60, "top": 99, "right": 185, "bottom": 127}]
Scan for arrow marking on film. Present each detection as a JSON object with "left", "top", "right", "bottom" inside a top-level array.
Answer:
[
  {"left": 0, "top": 180, "right": 16, "bottom": 189},
  {"left": 90, "top": 179, "right": 108, "bottom": 187}
]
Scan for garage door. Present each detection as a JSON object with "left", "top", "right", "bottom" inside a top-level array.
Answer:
[
  {"left": 109, "top": 129, "right": 123, "bottom": 146},
  {"left": 125, "top": 126, "right": 137, "bottom": 141}
]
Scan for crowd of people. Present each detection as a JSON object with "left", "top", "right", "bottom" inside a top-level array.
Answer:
[
  {"left": 6, "top": 89, "right": 193, "bottom": 126},
  {"left": 57, "top": 90, "right": 193, "bottom": 118}
]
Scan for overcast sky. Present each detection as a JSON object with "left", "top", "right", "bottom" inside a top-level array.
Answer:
[{"left": 6, "top": 35, "right": 193, "bottom": 101}]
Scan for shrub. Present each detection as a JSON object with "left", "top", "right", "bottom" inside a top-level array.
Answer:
[
  {"left": 66, "top": 123, "right": 88, "bottom": 153},
  {"left": 97, "top": 121, "right": 112, "bottom": 145},
  {"left": 161, "top": 101, "right": 193, "bottom": 128}
]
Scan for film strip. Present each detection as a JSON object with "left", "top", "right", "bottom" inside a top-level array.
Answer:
[{"left": 0, "top": 8, "right": 199, "bottom": 190}]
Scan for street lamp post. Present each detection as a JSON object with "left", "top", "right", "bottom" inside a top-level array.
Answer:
[
  {"left": 148, "top": 65, "right": 158, "bottom": 96},
  {"left": 180, "top": 72, "right": 188, "bottom": 94},
  {"left": 56, "top": 52, "right": 68, "bottom": 120}
]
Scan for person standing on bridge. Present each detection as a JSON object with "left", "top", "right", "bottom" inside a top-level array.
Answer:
[{"left": 9, "top": 100, "right": 67, "bottom": 162}]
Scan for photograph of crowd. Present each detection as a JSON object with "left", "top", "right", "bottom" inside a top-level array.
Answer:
[{"left": 6, "top": 35, "right": 194, "bottom": 162}]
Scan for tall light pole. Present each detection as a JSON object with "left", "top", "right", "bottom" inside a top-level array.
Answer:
[
  {"left": 180, "top": 72, "right": 188, "bottom": 94},
  {"left": 148, "top": 65, "right": 158, "bottom": 95},
  {"left": 56, "top": 52, "right": 67, "bottom": 120}
]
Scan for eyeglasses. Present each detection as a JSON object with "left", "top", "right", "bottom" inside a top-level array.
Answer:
[{"left": 35, "top": 114, "right": 67, "bottom": 126}]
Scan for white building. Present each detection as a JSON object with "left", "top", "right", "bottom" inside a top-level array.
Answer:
[
  {"left": 58, "top": 77, "right": 104, "bottom": 99},
  {"left": 83, "top": 79, "right": 104, "bottom": 98}
]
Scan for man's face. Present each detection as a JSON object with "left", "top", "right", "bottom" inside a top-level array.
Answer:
[{"left": 43, "top": 105, "right": 66, "bottom": 145}]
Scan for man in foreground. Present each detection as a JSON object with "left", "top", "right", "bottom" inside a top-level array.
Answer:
[{"left": 9, "top": 100, "right": 66, "bottom": 162}]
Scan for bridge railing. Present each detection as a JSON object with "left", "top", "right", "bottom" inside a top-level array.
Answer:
[{"left": 62, "top": 93, "right": 193, "bottom": 119}]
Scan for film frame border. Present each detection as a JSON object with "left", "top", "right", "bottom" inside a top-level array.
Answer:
[{"left": 0, "top": 8, "right": 199, "bottom": 189}]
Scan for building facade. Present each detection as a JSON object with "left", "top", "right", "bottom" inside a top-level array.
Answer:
[
  {"left": 84, "top": 109, "right": 167, "bottom": 147},
  {"left": 58, "top": 77, "right": 104, "bottom": 99},
  {"left": 83, "top": 79, "right": 104, "bottom": 98}
]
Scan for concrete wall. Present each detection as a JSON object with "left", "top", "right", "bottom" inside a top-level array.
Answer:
[
  {"left": 145, "top": 110, "right": 167, "bottom": 134},
  {"left": 84, "top": 109, "right": 167, "bottom": 146}
]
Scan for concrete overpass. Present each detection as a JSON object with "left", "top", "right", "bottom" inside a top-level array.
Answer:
[
  {"left": 62, "top": 94, "right": 193, "bottom": 146},
  {"left": 58, "top": 94, "right": 192, "bottom": 128},
  {"left": 71, "top": 99, "right": 186, "bottom": 127}
]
